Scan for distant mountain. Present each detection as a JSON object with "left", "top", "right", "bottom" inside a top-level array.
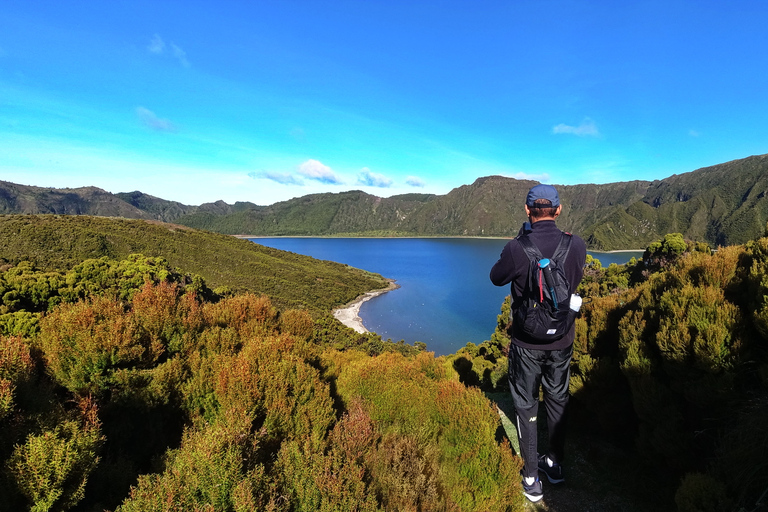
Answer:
[
  {"left": 115, "top": 191, "right": 261, "bottom": 223},
  {"left": 173, "top": 154, "right": 768, "bottom": 249},
  {"left": 0, "top": 183, "right": 260, "bottom": 223},
  {"left": 3, "top": 153, "right": 767, "bottom": 250},
  {"left": 113, "top": 190, "right": 196, "bottom": 222},
  {"left": 0, "top": 181, "right": 152, "bottom": 219}
]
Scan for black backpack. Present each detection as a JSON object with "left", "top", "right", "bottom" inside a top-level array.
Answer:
[{"left": 511, "top": 232, "right": 577, "bottom": 342}]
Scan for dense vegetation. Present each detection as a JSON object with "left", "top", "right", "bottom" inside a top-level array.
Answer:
[
  {"left": 3, "top": 153, "right": 768, "bottom": 250},
  {"left": 0, "top": 215, "right": 387, "bottom": 313},
  {"left": 0, "top": 215, "right": 524, "bottom": 511},
  {"left": 452, "top": 230, "right": 768, "bottom": 511},
  {"left": 4, "top": 213, "right": 768, "bottom": 510}
]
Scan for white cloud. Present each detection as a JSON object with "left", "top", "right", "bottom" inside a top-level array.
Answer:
[
  {"left": 297, "top": 159, "right": 343, "bottom": 184},
  {"left": 405, "top": 176, "right": 426, "bottom": 188},
  {"left": 147, "top": 34, "right": 165, "bottom": 54},
  {"left": 357, "top": 167, "right": 392, "bottom": 188},
  {"left": 147, "top": 34, "right": 189, "bottom": 67},
  {"left": 170, "top": 43, "right": 190, "bottom": 67},
  {"left": 136, "top": 107, "right": 176, "bottom": 132},
  {"left": 249, "top": 170, "right": 303, "bottom": 185},
  {"left": 552, "top": 118, "right": 599, "bottom": 137}
]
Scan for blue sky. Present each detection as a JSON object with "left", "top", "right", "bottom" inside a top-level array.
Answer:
[{"left": 2, "top": 1, "right": 767, "bottom": 206}]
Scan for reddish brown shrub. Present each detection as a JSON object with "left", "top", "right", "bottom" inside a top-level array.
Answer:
[
  {"left": 279, "top": 309, "right": 314, "bottom": 340},
  {"left": 0, "top": 334, "right": 34, "bottom": 381},
  {"left": 38, "top": 296, "right": 140, "bottom": 396},
  {"left": 204, "top": 294, "right": 277, "bottom": 335}
]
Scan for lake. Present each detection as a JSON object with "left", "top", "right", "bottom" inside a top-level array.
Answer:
[{"left": 249, "top": 237, "right": 643, "bottom": 356}]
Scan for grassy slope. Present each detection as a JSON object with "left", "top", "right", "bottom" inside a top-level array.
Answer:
[{"left": 0, "top": 215, "right": 388, "bottom": 312}]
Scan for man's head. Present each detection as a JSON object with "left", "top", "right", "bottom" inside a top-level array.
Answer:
[{"left": 525, "top": 184, "right": 562, "bottom": 221}]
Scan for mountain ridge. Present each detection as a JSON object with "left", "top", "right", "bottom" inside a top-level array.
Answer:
[{"left": 3, "top": 153, "right": 767, "bottom": 250}]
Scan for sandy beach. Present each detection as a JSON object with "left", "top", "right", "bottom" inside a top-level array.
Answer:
[{"left": 333, "top": 280, "right": 399, "bottom": 333}]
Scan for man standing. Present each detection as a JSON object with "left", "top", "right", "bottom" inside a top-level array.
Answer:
[{"left": 490, "top": 184, "right": 586, "bottom": 503}]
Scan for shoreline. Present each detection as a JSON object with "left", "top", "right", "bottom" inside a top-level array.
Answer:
[
  {"left": 237, "top": 235, "right": 644, "bottom": 252},
  {"left": 332, "top": 279, "right": 399, "bottom": 333}
]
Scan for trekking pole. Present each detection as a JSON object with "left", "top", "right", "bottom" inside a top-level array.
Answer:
[{"left": 538, "top": 259, "right": 558, "bottom": 309}]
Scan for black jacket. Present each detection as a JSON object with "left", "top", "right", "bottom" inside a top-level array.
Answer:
[{"left": 490, "top": 220, "right": 587, "bottom": 350}]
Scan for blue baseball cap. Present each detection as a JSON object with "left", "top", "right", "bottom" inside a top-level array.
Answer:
[{"left": 526, "top": 184, "right": 560, "bottom": 208}]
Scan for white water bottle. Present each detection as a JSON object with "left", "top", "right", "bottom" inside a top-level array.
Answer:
[{"left": 569, "top": 294, "right": 582, "bottom": 312}]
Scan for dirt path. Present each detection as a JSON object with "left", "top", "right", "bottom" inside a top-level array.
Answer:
[{"left": 493, "top": 395, "right": 672, "bottom": 512}]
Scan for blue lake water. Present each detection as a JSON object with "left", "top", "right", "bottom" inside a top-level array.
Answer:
[{"left": 249, "top": 237, "right": 643, "bottom": 356}]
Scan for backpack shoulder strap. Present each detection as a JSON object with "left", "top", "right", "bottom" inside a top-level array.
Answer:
[
  {"left": 516, "top": 234, "right": 546, "bottom": 302},
  {"left": 552, "top": 232, "right": 573, "bottom": 262},
  {"left": 516, "top": 234, "right": 543, "bottom": 262}
]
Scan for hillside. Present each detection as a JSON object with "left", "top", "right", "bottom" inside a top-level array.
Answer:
[
  {"left": 0, "top": 181, "right": 152, "bottom": 219},
  {"left": 114, "top": 191, "right": 262, "bottom": 224},
  {"left": 0, "top": 215, "right": 523, "bottom": 511},
  {"left": 176, "top": 154, "right": 767, "bottom": 249},
  {"left": 0, "top": 215, "right": 387, "bottom": 312},
  {"left": 1, "top": 217, "right": 766, "bottom": 510},
  {"left": 3, "top": 153, "right": 768, "bottom": 249}
]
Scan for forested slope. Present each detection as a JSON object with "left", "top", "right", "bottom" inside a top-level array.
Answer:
[{"left": 174, "top": 154, "right": 768, "bottom": 249}]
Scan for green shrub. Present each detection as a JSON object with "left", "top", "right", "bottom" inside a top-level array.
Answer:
[
  {"left": 0, "top": 311, "right": 41, "bottom": 337},
  {"left": 565, "top": 235, "right": 768, "bottom": 508},
  {"left": 330, "top": 350, "right": 523, "bottom": 512},
  {"left": 366, "top": 432, "right": 441, "bottom": 511},
  {"left": 279, "top": 309, "right": 314, "bottom": 340},
  {"left": 743, "top": 237, "right": 768, "bottom": 339},
  {"left": 37, "top": 296, "right": 142, "bottom": 397},
  {"left": 0, "top": 261, "right": 66, "bottom": 313},
  {"left": 275, "top": 439, "right": 379, "bottom": 512},
  {"left": 238, "top": 335, "right": 336, "bottom": 453},
  {"left": 0, "top": 335, "right": 34, "bottom": 422},
  {"left": 116, "top": 421, "right": 267, "bottom": 512},
  {"left": 7, "top": 411, "right": 102, "bottom": 512},
  {"left": 0, "top": 377, "right": 13, "bottom": 421}
]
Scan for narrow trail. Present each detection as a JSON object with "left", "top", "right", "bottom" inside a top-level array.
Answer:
[{"left": 493, "top": 395, "right": 670, "bottom": 511}]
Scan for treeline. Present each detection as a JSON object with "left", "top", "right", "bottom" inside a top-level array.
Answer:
[
  {"left": 0, "top": 254, "right": 523, "bottom": 511},
  {"left": 452, "top": 231, "right": 768, "bottom": 510}
]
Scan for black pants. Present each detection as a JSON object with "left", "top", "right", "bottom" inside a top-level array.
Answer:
[{"left": 508, "top": 343, "right": 572, "bottom": 478}]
